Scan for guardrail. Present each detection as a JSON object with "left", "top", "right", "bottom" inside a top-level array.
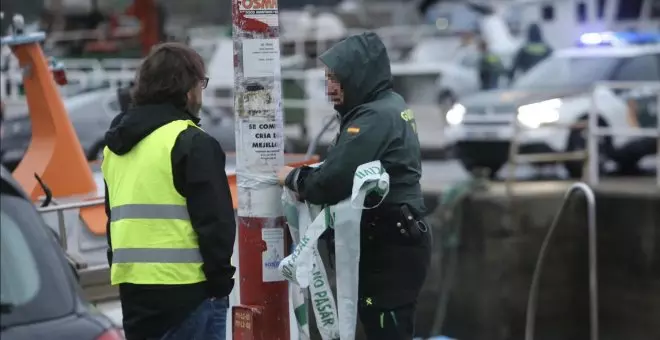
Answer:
[
  {"left": 587, "top": 81, "right": 659, "bottom": 187},
  {"left": 1, "top": 65, "right": 445, "bottom": 111},
  {"left": 1, "top": 65, "right": 136, "bottom": 103},
  {"left": 36, "top": 198, "right": 115, "bottom": 302},
  {"left": 3, "top": 59, "right": 447, "bottom": 148},
  {"left": 0, "top": 66, "right": 323, "bottom": 105},
  {"left": 506, "top": 81, "right": 659, "bottom": 194},
  {"left": 38, "top": 198, "right": 105, "bottom": 253},
  {"left": 506, "top": 120, "right": 588, "bottom": 197}
]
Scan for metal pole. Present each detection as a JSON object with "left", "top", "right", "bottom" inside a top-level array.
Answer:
[
  {"left": 231, "top": 1, "right": 290, "bottom": 339},
  {"left": 524, "top": 182, "right": 599, "bottom": 340},
  {"left": 587, "top": 85, "right": 600, "bottom": 185},
  {"left": 57, "top": 210, "right": 67, "bottom": 250},
  {"left": 506, "top": 119, "right": 520, "bottom": 197},
  {"left": 37, "top": 198, "right": 105, "bottom": 212},
  {"left": 656, "top": 88, "right": 659, "bottom": 188}
]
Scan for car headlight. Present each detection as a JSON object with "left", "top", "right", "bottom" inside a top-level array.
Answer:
[
  {"left": 446, "top": 103, "right": 466, "bottom": 125},
  {"left": 517, "top": 98, "right": 562, "bottom": 129}
]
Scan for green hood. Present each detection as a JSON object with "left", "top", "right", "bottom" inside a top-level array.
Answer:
[{"left": 319, "top": 32, "right": 393, "bottom": 115}]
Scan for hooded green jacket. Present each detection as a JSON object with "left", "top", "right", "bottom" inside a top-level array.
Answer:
[{"left": 289, "top": 32, "right": 425, "bottom": 214}]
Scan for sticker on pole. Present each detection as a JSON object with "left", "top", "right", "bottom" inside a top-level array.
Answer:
[
  {"left": 262, "top": 228, "right": 285, "bottom": 282},
  {"left": 241, "top": 88, "right": 277, "bottom": 118},
  {"left": 239, "top": 0, "right": 279, "bottom": 28}
]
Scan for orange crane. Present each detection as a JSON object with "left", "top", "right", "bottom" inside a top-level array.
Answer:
[{"left": 7, "top": 31, "right": 97, "bottom": 200}]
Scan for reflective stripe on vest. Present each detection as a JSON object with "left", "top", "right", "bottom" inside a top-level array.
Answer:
[
  {"left": 110, "top": 204, "right": 190, "bottom": 222},
  {"left": 112, "top": 248, "right": 202, "bottom": 263},
  {"left": 524, "top": 43, "right": 549, "bottom": 55},
  {"left": 102, "top": 119, "right": 207, "bottom": 285},
  {"left": 485, "top": 54, "right": 500, "bottom": 64}
]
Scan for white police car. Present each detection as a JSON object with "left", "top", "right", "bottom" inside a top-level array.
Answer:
[{"left": 444, "top": 32, "right": 660, "bottom": 178}]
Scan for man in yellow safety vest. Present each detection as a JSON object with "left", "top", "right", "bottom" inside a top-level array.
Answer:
[{"left": 102, "top": 42, "right": 236, "bottom": 340}]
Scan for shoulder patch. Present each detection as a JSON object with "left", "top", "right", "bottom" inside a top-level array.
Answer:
[
  {"left": 346, "top": 126, "right": 360, "bottom": 134},
  {"left": 400, "top": 109, "right": 415, "bottom": 121}
]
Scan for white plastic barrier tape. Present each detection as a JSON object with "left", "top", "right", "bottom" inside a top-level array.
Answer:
[
  {"left": 282, "top": 189, "right": 312, "bottom": 340},
  {"left": 280, "top": 161, "right": 390, "bottom": 340}
]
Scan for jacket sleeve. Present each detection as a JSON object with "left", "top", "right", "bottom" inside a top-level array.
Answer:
[
  {"left": 288, "top": 111, "right": 392, "bottom": 205},
  {"left": 509, "top": 49, "right": 523, "bottom": 80},
  {"left": 104, "top": 181, "right": 113, "bottom": 266},
  {"left": 182, "top": 132, "right": 237, "bottom": 297}
]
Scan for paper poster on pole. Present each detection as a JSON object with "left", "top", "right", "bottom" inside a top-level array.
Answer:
[
  {"left": 239, "top": 0, "right": 279, "bottom": 27},
  {"left": 238, "top": 120, "right": 283, "bottom": 169},
  {"left": 242, "top": 39, "right": 281, "bottom": 79},
  {"left": 242, "top": 89, "right": 277, "bottom": 119},
  {"left": 262, "top": 228, "right": 285, "bottom": 282}
]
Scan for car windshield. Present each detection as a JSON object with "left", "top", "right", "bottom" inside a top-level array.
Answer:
[
  {"left": 0, "top": 195, "right": 74, "bottom": 329},
  {"left": 512, "top": 55, "right": 621, "bottom": 89}
]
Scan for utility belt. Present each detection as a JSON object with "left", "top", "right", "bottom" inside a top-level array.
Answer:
[
  {"left": 361, "top": 204, "right": 429, "bottom": 245},
  {"left": 321, "top": 203, "right": 429, "bottom": 268}
]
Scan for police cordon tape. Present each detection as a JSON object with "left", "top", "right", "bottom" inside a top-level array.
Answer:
[{"left": 280, "top": 161, "right": 390, "bottom": 340}]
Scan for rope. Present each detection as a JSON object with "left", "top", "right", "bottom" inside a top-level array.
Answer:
[{"left": 430, "top": 177, "right": 489, "bottom": 336}]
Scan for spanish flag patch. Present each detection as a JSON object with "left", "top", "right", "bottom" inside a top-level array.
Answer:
[{"left": 347, "top": 127, "right": 360, "bottom": 134}]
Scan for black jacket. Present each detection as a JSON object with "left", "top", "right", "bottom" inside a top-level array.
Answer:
[
  {"left": 510, "top": 24, "right": 553, "bottom": 79},
  {"left": 103, "top": 104, "right": 236, "bottom": 340},
  {"left": 285, "top": 32, "right": 426, "bottom": 215},
  {"left": 285, "top": 33, "right": 431, "bottom": 308}
]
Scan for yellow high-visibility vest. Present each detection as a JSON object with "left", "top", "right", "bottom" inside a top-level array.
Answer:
[{"left": 101, "top": 120, "right": 206, "bottom": 285}]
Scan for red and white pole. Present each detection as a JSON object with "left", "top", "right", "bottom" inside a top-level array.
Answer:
[{"left": 231, "top": 0, "right": 289, "bottom": 339}]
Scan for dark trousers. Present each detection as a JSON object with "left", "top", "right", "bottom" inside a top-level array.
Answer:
[
  {"left": 156, "top": 297, "right": 228, "bottom": 340},
  {"left": 359, "top": 302, "right": 416, "bottom": 340},
  {"left": 357, "top": 204, "right": 430, "bottom": 340},
  {"left": 318, "top": 203, "right": 430, "bottom": 340}
]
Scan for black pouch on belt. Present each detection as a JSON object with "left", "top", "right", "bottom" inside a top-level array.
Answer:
[{"left": 399, "top": 205, "right": 421, "bottom": 241}]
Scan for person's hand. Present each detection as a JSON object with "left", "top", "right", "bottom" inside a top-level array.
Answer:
[{"left": 277, "top": 166, "right": 294, "bottom": 186}]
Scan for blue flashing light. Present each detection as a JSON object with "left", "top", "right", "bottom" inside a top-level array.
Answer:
[{"left": 578, "top": 31, "right": 660, "bottom": 47}]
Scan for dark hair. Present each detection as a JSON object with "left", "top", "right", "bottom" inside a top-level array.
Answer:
[
  {"left": 117, "top": 86, "right": 133, "bottom": 112},
  {"left": 132, "top": 42, "right": 205, "bottom": 109}
]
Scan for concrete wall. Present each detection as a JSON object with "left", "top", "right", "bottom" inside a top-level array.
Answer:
[{"left": 416, "top": 190, "right": 660, "bottom": 340}]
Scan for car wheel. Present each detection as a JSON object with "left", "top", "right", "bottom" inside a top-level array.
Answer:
[
  {"left": 438, "top": 91, "right": 456, "bottom": 117},
  {"left": 459, "top": 158, "right": 505, "bottom": 179},
  {"left": 564, "top": 116, "right": 613, "bottom": 179}
]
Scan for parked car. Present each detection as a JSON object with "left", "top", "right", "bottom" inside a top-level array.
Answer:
[
  {"left": 1, "top": 87, "right": 238, "bottom": 170},
  {"left": 444, "top": 41, "right": 660, "bottom": 178},
  {"left": 0, "top": 166, "right": 123, "bottom": 340}
]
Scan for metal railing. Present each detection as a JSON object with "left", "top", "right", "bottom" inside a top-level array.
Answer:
[
  {"left": 0, "top": 65, "right": 447, "bottom": 135},
  {"left": 587, "top": 81, "right": 660, "bottom": 187},
  {"left": 506, "top": 120, "right": 588, "bottom": 197},
  {"left": 1, "top": 65, "right": 136, "bottom": 103},
  {"left": 524, "top": 182, "right": 599, "bottom": 340},
  {"left": 37, "top": 198, "right": 105, "bottom": 255},
  {"left": 507, "top": 81, "right": 660, "bottom": 194}
]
